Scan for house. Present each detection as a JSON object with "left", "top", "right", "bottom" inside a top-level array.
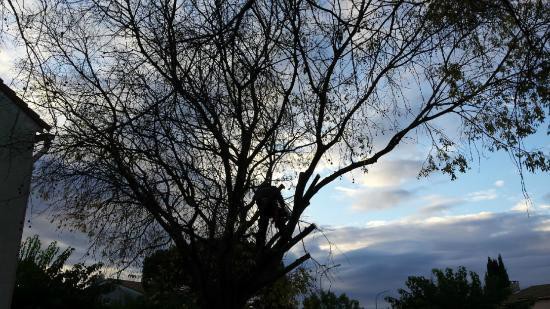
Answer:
[
  {"left": 0, "top": 78, "right": 52, "bottom": 309},
  {"left": 100, "top": 279, "right": 145, "bottom": 306},
  {"left": 506, "top": 284, "right": 550, "bottom": 309}
]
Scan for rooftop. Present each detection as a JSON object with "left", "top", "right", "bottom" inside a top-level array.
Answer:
[
  {"left": 0, "top": 78, "right": 51, "bottom": 130},
  {"left": 507, "top": 284, "right": 550, "bottom": 304},
  {"left": 114, "top": 279, "right": 144, "bottom": 294}
]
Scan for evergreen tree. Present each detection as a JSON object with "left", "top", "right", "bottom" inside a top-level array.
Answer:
[
  {"left": 498, "top": 255, "right": 510, "bottom": 284},
  {"left": 484, "top": 254, "right": 511, "bottom": 305}
]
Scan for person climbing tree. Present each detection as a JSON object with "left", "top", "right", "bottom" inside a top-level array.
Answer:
[{"left": 254, "top": 182, "right": 290, "bottom": 246}]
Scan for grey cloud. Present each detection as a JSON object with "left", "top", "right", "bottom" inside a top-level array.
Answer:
[
  {"left": 23, "top": 201, "right": 151, "bottom": 279},
  {"left": 23, "top": 198, "right": 550, "bottom": 308},
  {"left": 418, "top": 197, "right": 464, "bottom": 215},
  {"left": 23, "top": 197, "right": 94, "bottom": 264},
  {"left": 23, "top": 211, "right": 92, "bottom": 264},
  {"left": 301, "top": 212, "right": 550, "bottom": 307},
  {"left": 543, "top": 192, "right": 550, "bottom": 203},
  {"left": 350, "top": 188, "right": 414, "bottom": 211},
  {"left": 419, "top": 203, "right": 454, "bottom": 214}
]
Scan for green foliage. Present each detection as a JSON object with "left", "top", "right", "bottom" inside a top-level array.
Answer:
[
  {"left": 141, "top": 247, "right": 197, "bottom": 308},
  {"left": 251, "top": 267, "right": 314, "bottom": 309},
  {"left": 387, "top": 255, "right": 513, "bottom": 309},
  {"left": 302, "top": 290, "right": 363, "bottom": 309},
  {"left": 386, "top": 266, "right": 485, "bottom": 309},
  {"left": 142, "top": 246, "right": 315, "bottom": 308},
  {"left": 12, "top": 235, "right": 107, "bottom": 309}
]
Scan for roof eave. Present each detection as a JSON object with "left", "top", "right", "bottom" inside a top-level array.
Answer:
[{"left": 0, "top": 78, "right": 52, "bottom": 131}]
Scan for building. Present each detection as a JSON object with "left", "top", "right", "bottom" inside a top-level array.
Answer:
[
  {"left": 0, "top": 78, "right": 51, "bottom": 309},
  {"left": 100, "top": 279, "right": 145, "bottom": 306},
  {"left": 506, "top": 284, "right": 550, "bottom": 309}
]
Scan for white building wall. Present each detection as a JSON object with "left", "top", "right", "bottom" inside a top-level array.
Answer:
[{"left": 0, "top": 91, "right": 42, "bottom": 309}]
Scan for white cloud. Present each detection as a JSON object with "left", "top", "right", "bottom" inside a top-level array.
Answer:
[
  {"left": 467, "top": 189, "right": 498, "bottom": 202},
  {"left": 512, "top": 199, "right": 533, "bottom": 213},
  {"left": 311, "top": 211, "right": 498, "bottom": 255},
  {"left": 512, "top": 200, "right": 550, "bottom": 214},
  {"left": 494, "top": 180, "right": 505, "bottom": 187},
  {"left": 364, "top": 220, "right": 388, "bottom": 228},
  {"left": 319, "top": 239, "right": 377, "bottom": 253},
  {"left": 354, "top": 159, "right": 423, "bottom": 188},
  {"left": 535, "top": 219, "right": 550, "bottom": 232},
  {"left": 334, "top": 186, "right": 358, "bottom": 195},
  {"left": 0, "top": 44, "right": 24, "bottom": 81},
  {"left": 420, "top": 211, "right": 494, "bottom": 225}
]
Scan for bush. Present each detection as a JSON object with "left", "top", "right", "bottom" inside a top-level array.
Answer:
[{"left": 12, "top": 235, "right": 108, "bottom": 309}]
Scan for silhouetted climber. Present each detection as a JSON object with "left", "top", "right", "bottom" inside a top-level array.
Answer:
[{"left": 254, "top": 182, "right": 290, "bottom": 246}]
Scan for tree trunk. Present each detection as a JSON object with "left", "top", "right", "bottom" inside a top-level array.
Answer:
[{"left": 198, "top": 283, "right": 249, "bottom": 309}]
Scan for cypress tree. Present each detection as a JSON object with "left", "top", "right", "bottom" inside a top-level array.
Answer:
[
  {"left": 497, "top": 254, "right": 510, "bottom": 288},
  {"left": 484, "top": 254, "right": 511, "bottom": 306}
]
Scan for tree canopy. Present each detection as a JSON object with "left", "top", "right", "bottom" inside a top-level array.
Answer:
[
  {"left": 386, "top": 255, "right": 513, "bottom": 309},
  {"left": 2, "top": 0, "right": 548, "bottom": 307},
  {"left": 141, "top": 247, "right": 194, "bottom": 308},
  {"left": 302, "top": 290, "right": 363, "bottom": 309},
  {"left": 386, "top": 266, "right": 486, "bottom": 309},
  {"left": 141, "top": 246, "right": 313, "bottom": 308},
  {"left": 12, "top": 235, "right": 107, "bottom": 309},
  {"left": 484, "top": 254, "right": 512, "bottom": 305}
]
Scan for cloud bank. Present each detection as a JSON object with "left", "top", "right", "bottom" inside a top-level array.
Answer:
[{"left": 296, "top": 211, "right": 550, "bottom": 307}]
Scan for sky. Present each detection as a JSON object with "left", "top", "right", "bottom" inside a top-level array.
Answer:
[
  {"left": 2, "top": 41, "right": 550, "bottom": 308},
  {"left": 296, "top": 137, "right": 550, "bottom": 307}
]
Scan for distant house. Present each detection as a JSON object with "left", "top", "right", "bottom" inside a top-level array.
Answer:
[
  {"left": 0, "top": 78, "right": 51, "bottom": 309},
  {"left": 100, "top": 279, "right": 145, "bottom": 306},
  {"left": 506, "top": 284, "right": 550, "bottom": 309}
]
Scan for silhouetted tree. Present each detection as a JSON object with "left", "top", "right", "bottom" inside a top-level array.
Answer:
[
  {"left": 142, "top": 246, "right": 313, "bottom": 308},
  {"left": 387, "top": 256, "right": 514, "bottom": 308},
  {"left": 385, "top": 266, "right": 486, "bottom": 309},
  {"left": 303, "top": 290, "right": 363, "bottom": 309},
  {"left": 2, "top": 0, "right": 548, "bottom": 307},
  {"left": 12, "top": 235, "right": 107, "bottom": 309},
  {"left": 249, "top": 267, "right": 313, "bottom": 309},
  {"left": 141, "top": 248, "right": 195, "bottom": 308},
  {"left": 484, "top": 254, "right": 511, "bottom": 305}
]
